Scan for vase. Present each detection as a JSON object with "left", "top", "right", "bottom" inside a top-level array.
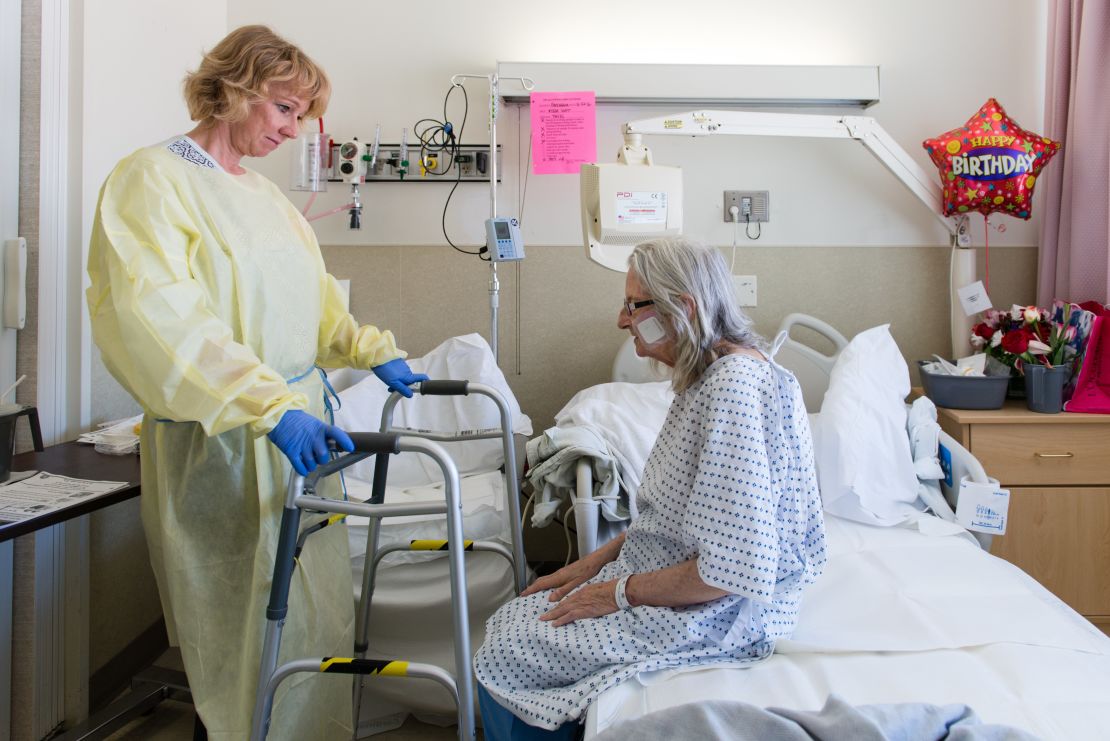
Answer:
[
  {"left": 983, "top": 355, "right": 1023, "bottom": 399},
  {"left": 1023, "top": 364, "right": 1071, "bottom": 414}
]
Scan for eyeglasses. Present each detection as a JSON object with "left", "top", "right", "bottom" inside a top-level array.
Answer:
[{"left": 622, "top": 298, "right": 655, "bottom": 315}]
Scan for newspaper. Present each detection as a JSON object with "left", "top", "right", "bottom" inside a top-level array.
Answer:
[{"left": 0, "top": 472, "right": 129, "bottom": 522}]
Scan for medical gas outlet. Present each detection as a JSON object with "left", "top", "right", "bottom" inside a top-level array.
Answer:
[{"left": 333, "top": 144, "right": 501, "bottom": 182}]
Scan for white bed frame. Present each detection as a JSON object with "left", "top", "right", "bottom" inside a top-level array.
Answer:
[{"left": 570, "top": 314, "right": 994, "bottom": 557}]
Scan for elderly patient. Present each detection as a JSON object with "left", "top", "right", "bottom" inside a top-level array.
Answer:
[{"left": 473, "top": 237, "right": 827, "bottom": 740}]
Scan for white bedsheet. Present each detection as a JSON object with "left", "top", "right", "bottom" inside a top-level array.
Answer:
[{"left": 587, "top": 515, "right": 1110, "bottom": 740}]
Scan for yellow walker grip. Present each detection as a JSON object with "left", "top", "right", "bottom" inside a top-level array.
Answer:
[
  {"left": 409, "top": 539, "right": 474, "bottom": 551},
  {"left": 318, "top": 658, "right": 409, "bottom": 676}
]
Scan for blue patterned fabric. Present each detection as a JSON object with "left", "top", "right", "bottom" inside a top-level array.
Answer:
[{"left": 475, "top": 354, "right": 827, "bottom": 730}]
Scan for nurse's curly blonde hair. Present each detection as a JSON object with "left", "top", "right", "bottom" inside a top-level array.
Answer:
[{"left": 184, "top": 25, "right": 330, "bottom": 125}]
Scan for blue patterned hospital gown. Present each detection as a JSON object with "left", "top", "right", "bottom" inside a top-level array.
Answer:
[{"left": 474, "top": 353, "right": 827, "bottom": 729}]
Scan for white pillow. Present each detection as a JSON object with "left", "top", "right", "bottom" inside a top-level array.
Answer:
[
  {"left": 553, "top": 380, "right": 674, "bottom": 492},
  {"left": 331, "top": 334, "right": 532, "bottom": 487},
  {"left": 811, "top": 325, "right": 922, "bottom": 525}
]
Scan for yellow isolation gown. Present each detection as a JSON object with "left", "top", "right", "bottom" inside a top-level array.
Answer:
[{"left": 86, "top": 137, "right": 403, "bottom": 740}]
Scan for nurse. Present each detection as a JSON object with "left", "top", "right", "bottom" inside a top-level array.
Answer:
[{"left": 86, "top": 25, "right": 425, "bottom": 740}]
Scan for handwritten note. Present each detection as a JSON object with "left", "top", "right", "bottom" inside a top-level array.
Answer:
[{"left": 531, "top": 92, "right": 596, "bottom": 175}]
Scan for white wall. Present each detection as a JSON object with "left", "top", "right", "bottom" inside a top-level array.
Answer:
[
  {"left": 82, "top": 0, "right": 229, "bottom": 424},
  {"left": 229, "top": 0, "right": 1048, "bottom": 250},
  {"left": 74, "top": 0, "right": 1052, "bottom": 422},
  {"left": 82, "top": 0, "right": 229, "bottom": 204},
  {"left": 79, "top": 0, "right": 229, "bottom": 676},
  {"left": 71, "top": 0, "right": 1047, "bottom": 683}
]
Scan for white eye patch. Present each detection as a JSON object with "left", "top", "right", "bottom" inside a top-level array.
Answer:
[{"left": 634, "top": 313, "right": 666, "bottom": 344}]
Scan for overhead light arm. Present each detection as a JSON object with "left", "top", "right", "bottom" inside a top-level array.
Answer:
[
  {"left": 616, "top": 110, "right": 976, "bottom": 359},
  {"left": 622, "top": 110, "right": 969, "bottom": 241}
]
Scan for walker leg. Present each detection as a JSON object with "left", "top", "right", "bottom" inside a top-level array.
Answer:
[
  {"left": 352, "top": 515, "right": 383, "bottom": 730},
  {"left": 251, "top": 505, "right": 303, "bottom": 741},
  {"left": 443, "top": 490, "right": 475, "bottom": 740}
]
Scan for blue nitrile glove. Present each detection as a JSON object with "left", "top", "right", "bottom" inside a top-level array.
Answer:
[
  {"left": 267, "top": 409, "right": 354, "bottom": 476},
  {"left": 371, "top": 358, "right": 429, "bottom": 398}
]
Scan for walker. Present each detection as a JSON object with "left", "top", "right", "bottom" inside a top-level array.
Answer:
[{"left": 250, "top": 380, "right": 526, "bottom": 741}]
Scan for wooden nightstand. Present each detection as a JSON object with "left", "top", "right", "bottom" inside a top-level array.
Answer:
[{"left": 932, "top": 399, "right": 1110, "bottom": 635}]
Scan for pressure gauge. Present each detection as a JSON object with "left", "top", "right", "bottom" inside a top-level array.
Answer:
[
  {"left": 340, "top": 141, "right": 360, "bottom": 160},
  {"left": 337, "top": 139, "right": 366, "bottom": 183}
]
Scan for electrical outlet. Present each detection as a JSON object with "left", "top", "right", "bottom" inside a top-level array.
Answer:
[
  {"left": 732, "top": 275, "right": 757, "bottom": 307},
  {"left": 723, "top": 190, "right": 770, "bottom": 223}
]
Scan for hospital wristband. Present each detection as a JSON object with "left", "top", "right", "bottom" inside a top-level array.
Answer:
[{"left": 614, "top": 574, "right": 633, "bottom": 610}]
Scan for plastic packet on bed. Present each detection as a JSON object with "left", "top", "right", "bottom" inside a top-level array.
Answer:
[{"left": 955, "top": 476, "right": 1010, "bottom": 534}]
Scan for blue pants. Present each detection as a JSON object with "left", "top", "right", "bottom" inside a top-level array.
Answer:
[{"left": 477, "top": 683, "right": 581, "bottom": 741}]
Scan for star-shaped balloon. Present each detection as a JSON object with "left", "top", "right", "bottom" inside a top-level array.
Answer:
[{"left": 922, "top": 98, "right": 1061, "bottom": 220}]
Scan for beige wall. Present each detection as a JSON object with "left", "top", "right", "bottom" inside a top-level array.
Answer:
[
  {"left": 15, "top": 0, "right": 40, "bottom": 449},
  {"left": 325, "top": 243, "right": 1038, "bottom": 432}
]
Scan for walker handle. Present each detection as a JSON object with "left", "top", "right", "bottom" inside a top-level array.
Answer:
[
  {"left": 347, "top": 432, "right": 402, "bottom": 455},
  {"left": 418, "top": 380, "right": 469, "bottom": 396}
]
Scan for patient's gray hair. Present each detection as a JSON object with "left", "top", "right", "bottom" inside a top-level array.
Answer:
[{"left": 629, "top": 237, "right": 764, "bottom": 393}]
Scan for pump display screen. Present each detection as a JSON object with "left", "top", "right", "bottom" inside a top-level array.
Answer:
[{"left": 495, "top": 221, "right": 511, "bottom": 239}]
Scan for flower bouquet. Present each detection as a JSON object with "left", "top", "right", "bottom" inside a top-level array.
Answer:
[{"left": 971, "top": 301, "right": 1093, "bottom": 375}]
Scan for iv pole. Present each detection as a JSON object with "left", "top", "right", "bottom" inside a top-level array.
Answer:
[{"left": 450, "top": 72, "right": 534, "bottom": 363}]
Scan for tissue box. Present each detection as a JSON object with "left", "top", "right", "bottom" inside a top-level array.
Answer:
[{"left": 917, "top": 361, "right": 1009, "bottom": 410}]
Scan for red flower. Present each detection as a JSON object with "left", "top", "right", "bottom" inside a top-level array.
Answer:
[
  {"left": 972, "top": 323, "right": 995, "bottom": 340},
  {"left": 1000, "top": 327, "right": 1034, "bottom": 354}
]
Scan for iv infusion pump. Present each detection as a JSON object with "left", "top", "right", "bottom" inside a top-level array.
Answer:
[{"left": 484, "top": 217, "right": 525, "bottom": 262}]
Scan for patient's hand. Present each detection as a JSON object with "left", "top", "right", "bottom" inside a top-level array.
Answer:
[
  {"left": 521, "top": 558, "right": 604, "bottom": 601},
  {"left": 539, "top": 580, "right": 619, "bottom": 627}
]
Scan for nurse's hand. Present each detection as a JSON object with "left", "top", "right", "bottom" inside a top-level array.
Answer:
[
  {"left": 521, "top": 558, "right": 605, "bottom": 601},
  {"left": 539, "top": 580, "right": 619, "bottom": 627},
  {"left": 268, "top": 410, "right": 354, "bottom": 476},
  {"left": 371, "top": 358, "right": 429, "bottom": 398}
]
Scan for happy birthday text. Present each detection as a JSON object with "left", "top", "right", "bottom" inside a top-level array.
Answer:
[{"left": 951, "top": 149, "right": 1035, "bottom": 180}]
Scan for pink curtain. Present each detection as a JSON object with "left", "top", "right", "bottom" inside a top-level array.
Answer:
[{"left": 1037, "top": 0, "right": 1110, "bottom": 306}]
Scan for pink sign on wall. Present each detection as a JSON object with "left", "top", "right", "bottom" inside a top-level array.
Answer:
[{"left": 530, "top": 91, "right": 596, "bottom": 175}]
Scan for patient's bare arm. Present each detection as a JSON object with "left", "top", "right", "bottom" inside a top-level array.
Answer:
[
  {"left": 521, "top": 532, "right": 627, "bottom": 600},
  {"left": 624, "top": 559, "right": 728, "bottom": 608},
  {"left": 539, "top": 557, "right": 728, "bottom": 627}
]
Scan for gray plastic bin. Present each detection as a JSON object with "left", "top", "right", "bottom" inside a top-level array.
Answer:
[{"left": 917, "top": 361, "right": 1009, "bottom": 410}]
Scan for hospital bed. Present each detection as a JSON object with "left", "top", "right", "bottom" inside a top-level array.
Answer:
[
  {"left": 529, "top": 315, "right": 1110, "bottom": 740},
  {"left": 326, "top": 334, "right": 533, "bottom": 735}
]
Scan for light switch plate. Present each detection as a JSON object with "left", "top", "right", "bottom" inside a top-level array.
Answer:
[
  {"left": 337, "top": 279, "right": 351, "bottom": 312},
  {"left": 733, "top": 274, "right": 756, "bottom": 307}
]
